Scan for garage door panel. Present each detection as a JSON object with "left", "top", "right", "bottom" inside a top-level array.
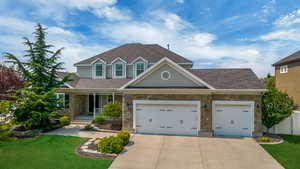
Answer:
[
  {"left": 135, "top": 102, "right": 199, "bottom": 136},
  {"left": 214, "top": 103, "right": 253, "bottom": 137}
]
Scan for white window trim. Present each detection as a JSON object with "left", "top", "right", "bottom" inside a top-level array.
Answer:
[
  {"left": 133, "top": 61, "right": 147, "bottom": 77},
  {"left": 113, "top": 62, "right": 126, "bottom": 78},
  {"left": 93, "top": 63, "right": 106, "bottom": 79},
  {"left": 280, "top": 65, "right": 288, "bottom": 73}
]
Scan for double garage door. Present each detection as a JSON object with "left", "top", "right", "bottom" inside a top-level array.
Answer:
[
  {"left": 134, "top": 101, "right": 200, "bottom": 136},
  {"left": 134, "top": 100, "right": 254, "bottom": 137}
]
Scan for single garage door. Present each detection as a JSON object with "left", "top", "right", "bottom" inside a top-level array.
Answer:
[
  {"left": 134, "top": 100, "right": 200, "bottom": 136},
  {"left": 213, "top": 101, "right": 254, "bottom": 137}
]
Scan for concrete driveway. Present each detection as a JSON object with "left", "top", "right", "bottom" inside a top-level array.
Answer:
[{"left": 109, "top": 134, "right": 283, "bottom": 169}]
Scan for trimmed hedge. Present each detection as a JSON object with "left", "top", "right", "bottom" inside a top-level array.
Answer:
[
  {"left": 59, "top": 116, "right": 70, "bottom": 126},
  {"left": 98, "top": 136, "right": 123, "bottom": 154}
]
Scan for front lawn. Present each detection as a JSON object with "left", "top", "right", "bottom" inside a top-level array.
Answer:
[
  {"left": 261, "top": 135, "right": 300, "bottom": 169},
  {"left": 0, "top": 135, "right": 112, "bottom": 169}
]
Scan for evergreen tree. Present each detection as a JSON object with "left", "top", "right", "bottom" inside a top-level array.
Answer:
[{"left": 3, "top": 24, "right": 70, "bottom": 129}]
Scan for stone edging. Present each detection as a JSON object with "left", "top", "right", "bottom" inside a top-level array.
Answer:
[
  {"left": 76, "top": 138, "right": 117, "bottom": 160},
  {"left": 258, "top": 139, "right": 284, "bottom": 145},
  {"left": 90, "top": 124, "right": 119, "bottom": 133}
]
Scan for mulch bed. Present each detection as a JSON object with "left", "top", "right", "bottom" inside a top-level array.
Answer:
[
  {"left": 75, "top": 139, "right": 117, "bottom": 160},
  {"left": 255, "top": 133, "right": 284, "bottom": 144}
]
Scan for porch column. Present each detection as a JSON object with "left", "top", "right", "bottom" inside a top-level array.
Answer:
[
  {"left": 93, "top": 93, "right": 96, "bottom": 118},
  {"left": 112, "top": 92, "right": 115, "bottom": 103}
]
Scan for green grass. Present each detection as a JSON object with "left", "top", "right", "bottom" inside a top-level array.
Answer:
[
  {"left": 261, "top": 135, "right": 300, "bottom": 169},
  {"left": 0, "top": 135, "right": 112, "bottom": 169}
]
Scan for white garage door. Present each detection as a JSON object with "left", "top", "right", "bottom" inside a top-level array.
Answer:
[
  {"left": 213, "top": 101, "right": 254, "bottom": 137},
  {"left": 134, "top": 101, "right": 200, "bottom": 136}
]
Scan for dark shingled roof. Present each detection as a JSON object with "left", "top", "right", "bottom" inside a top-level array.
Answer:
[
  {"left": 74, "top": 43, "right": 192, "bottom": 65},
  {"left": 273, "top": 50, "right": 300, "bottom": 66},
  {"left": 58, "top": 68, "right": 265, "bottom": 90},
  {"left": 188, "top": 69, "right": 265, "bottom": 89},
  {"left": 57, "top": 72, "right": 80, "bottom": 87},
  {"left": 57, "top": 72, "right": 131, "bottom": 89}
]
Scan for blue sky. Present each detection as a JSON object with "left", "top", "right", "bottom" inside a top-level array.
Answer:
[{"left": 1, "top": 0, "right": 300, "bottom": 77}]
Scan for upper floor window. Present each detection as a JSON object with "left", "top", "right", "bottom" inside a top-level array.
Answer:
[
  {"left": 114, "top": 63, "right": 125, "bottom": 78},
  {"left": 280, "top": 65, "right": 288, "bottom": 73},
  {"left": 135, "top": 62, "right": 145, "bottom": 76},
  {"left": 96, "top": 64, "right": 103, "bottom": 77},
  {"left": 93, "top": 63, "right": 105, "bottom": 78}
]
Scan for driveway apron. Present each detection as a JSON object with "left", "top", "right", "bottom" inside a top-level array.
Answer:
[{"left": 109, "top": 134, "right": 283, "bottom": 169}]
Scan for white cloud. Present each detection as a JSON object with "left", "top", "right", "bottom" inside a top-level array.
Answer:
[
  {"left": 259, "top": 29, "right": 300, "bottom": 41},
  {"left": 92, "top": 6, "right": 131, "bottom": 21},
  {"left": 93, "top": 12, "right": 273, "bottom": 77},
  {"left": 150, "top": 11, "right": 190, "bottom": 31},
  {"left": 274, "top": 9, "right": 300, "bottom": 27},
  {"left": 0, "top": 16, "right": 108, "bottom": 72},
  {"left": 28, "top": 0, "right": 130, "bottom": 22}
]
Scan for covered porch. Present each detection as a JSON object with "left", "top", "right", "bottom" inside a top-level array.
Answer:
[{"left": 59, "top": 89, "right": 123, "bottom": 121}]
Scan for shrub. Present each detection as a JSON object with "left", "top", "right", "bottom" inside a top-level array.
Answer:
[
  {"left": 0, "top": 123, "right": 15, "bottom": 130},
  {"left": 98, "top": 136, "right": 123, "bottom": 154},
  {"left": 83, "top": 124, "right": 93, "bottom": 130},
  {"left": 262, "top": 88, "right": 296, "bottom": 132},
  {"left": 59, "top": 116, "right": 70, "bottom": 126},
  {"left": 0, "top": 100, "right": 12, "bottom": 114},
  {"left": 92, "top": 115, "right": 104, "bottom": 125},
  {"left": 259, "top": 136, "right": 271, "bottom": 142},
  {"left": 102, "top": 102, "right": 122, "bottom": 118},
  {"left": 0, "top": 131, "right": 13, "bottom": 141},
  {"left": 117, "top": 130, "right": 130, "bottom": 145}
]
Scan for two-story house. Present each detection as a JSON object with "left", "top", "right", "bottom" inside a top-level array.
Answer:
[
  {"left": 273, "top": 51, "right": 300, "bottom": 110},
  {"left": 57, "top": 43, "right": 265, "bottom": 137}
]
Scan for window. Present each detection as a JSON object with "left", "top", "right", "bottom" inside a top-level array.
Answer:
[
  {"left": 161, "top": 71, "right": 171, "bottom": 80},
  {"left": 280, "top": 65, "right": 288, "bottom": 73},
  {"left": 95, "top": 64, "right": 103, "bottom": 77},
  {"left": 115, "top": 63, "right": 124, "bottom": 77},
  {"left": 56, "top": 93, "right": 69, "bottom": 108},
  {"left": 135, "top": 62, "right": 145, "bottom": 76}
]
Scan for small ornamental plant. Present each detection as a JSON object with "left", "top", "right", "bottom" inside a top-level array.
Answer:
[
  {"left": 259, "top": 136, "right": 271, "bottom": 142},
  {"left": 59, "top": 116, "right": 70, "bottom": 126},
  {"left": 92, "top": 115, "right": 104, "bottom": 125},
  {"left": 98, "top": 136, "right": 123, "bottom": 154},
  {"left": 117, "top": 130, "right": 130, "bottom": 146},
  {"left": 102, "top": 102, "right": 122, "bottom": 118}
]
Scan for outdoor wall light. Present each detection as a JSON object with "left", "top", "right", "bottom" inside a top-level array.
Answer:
[
  {"left": 256, "top": 103, "right": 260, "bottom": 108},
  {"left": 202, "top": 104, "right": 207, "bottom": 109}
]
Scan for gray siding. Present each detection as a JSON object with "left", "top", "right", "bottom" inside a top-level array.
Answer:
[
  {"left": 127, "top": 65, "right": 133, "bottom": 78},
  {"left": 77, "top": 66, "right": 92, "bottom": 78},
  {"left": 130, "top": 64, "right": 203, "bottom": 87},
  {"left": 107, "top": 65, "right": 112, "bottom": 78}
]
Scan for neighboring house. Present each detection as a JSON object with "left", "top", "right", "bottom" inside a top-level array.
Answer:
[
  {"left": 273, "top": 51, "right": 300, "bottom": 111},
  {"left": 57, "top": 43, "right": 265, "bottom": 137}
]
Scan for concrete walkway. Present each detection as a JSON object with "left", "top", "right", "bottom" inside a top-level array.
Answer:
[
  {"left": 109, "top": 134, "right": 283, "bottom": 169},
  {"left": 46, "top": 124, "right": 115, "bottom": 138}
]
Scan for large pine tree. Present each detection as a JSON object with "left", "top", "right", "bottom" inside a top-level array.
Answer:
[{"left": 4, "top": 24, "right": 70, "bottom": 129}]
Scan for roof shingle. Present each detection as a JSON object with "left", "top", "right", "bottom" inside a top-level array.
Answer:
[
  {"left": 74, "top": 43, "right": 192, "bottom": 65},
  {"left": 273, "top": 50, "right": 300, "bottom": 66},
  {"left": 188, "top": 68, "right": 265, "bottom": 89}
]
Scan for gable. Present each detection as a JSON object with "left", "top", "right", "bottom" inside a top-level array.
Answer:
[{"left": 128, "top": 64, "right": 207, "bottom": 88}]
